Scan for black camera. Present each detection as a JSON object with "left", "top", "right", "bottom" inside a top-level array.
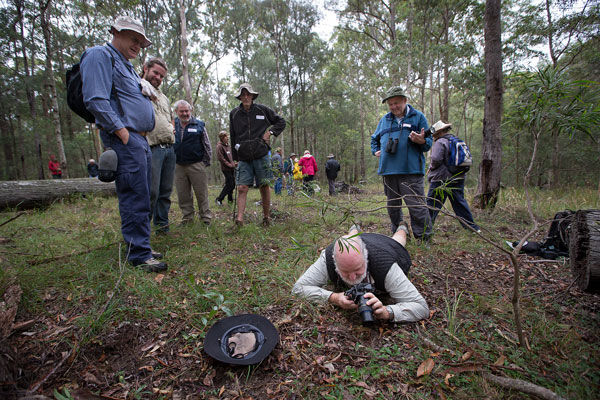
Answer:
[
  {"left": 385, "top": 137, "right": 399, "bottom": 154},
  {"left": 344, "top": 283, "right": 376, "bottom": 326},
  {"left": 424, "top": 126, "right": 436, "bottom": 138}
]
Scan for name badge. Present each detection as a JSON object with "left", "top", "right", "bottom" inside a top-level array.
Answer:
[
  {"left": 188, "top": 128, "right": 197, "bottom": 132},
  {"left": 256, "top": 115, "right": 265, "bottom": 120},
  {"left": 403, "top": 123, "right": 411, "bottom": 128}
]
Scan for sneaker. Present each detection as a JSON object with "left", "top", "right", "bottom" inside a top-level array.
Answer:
[
  {"left": 215, "top": 199, "right": 223, "bottom": 206},
  {"left": 151, "top": 250, "right": 163, "bottom": 260},
  {"left": 134, "top": 258, "right": 168, "bottom": 273}
]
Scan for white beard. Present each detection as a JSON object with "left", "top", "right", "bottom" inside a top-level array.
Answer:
[{"left": 338, "top": 267, "right": 368, "bottom": 286}]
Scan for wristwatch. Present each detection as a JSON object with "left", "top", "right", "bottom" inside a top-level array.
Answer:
[{"left": 386, "top": 306, "right": 395, "bottom": 321}]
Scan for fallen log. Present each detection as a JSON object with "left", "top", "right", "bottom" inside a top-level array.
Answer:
[
  {"left": 569, "top": 209, "right": 600, "bottom": 292},
  {"left": 0, "top": 179, "right": 116, "bottom": 210}
]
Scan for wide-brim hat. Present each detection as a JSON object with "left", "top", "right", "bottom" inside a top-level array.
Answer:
[
  {"left": 381, "top": 86, "right": 409, "bottom": 104},
  {"left": 289, "top": 153, "right": 296, "bottom": 158},
  {"left": 204, "top": 314, "right": 279, "bottom": 366},
  {"left": 327, "top": 154, "right": 334, "bottom": 158},
  {"left": 110, "top": 16, "right": 152, "bottom": 48},
  {"left": 431, "top": 120, "right": 452, "bottom": 134},
  {"left": 235, "top": 83, "right": 259, "bottom": 100}
]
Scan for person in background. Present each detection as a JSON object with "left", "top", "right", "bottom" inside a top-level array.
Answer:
[
  {"left": 87, "top": 159, "right": 99, "bottom": 178},
  {"left": 325, "top": 154, "right": 341, "bottom": 196},
  {"left": 141, "top": 57, "right": 176, "bottom": 234},
  {"left": 371, "top": 86, "right": 433, "bottom": 242},
  {"left": 271, "top": 147, "right": 284, "bottom": 195},
  {"left": 48, "top": 155, "right": 62, "bottom": 179},
  {"left": 283, "top": 152, "right": 296, "bottom": 195},
  {"left": 298, "top": 150, "right": 318, "bottom": 195},
  {"left": 229, "top": 83, "right": 286, "bottom": 227},
  {"left": 216, "top": 131, "right": 236, "bottom": 206},
  {"left": 426, "top": 120, "right": 480, "bottom": 232},
  {"left": 173, "top": 100, "right": 212, "bottom": 225}
]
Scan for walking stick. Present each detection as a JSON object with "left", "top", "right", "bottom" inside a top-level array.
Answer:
[{"left": 232, "top": 169, "right": 238, "bottom": 222}]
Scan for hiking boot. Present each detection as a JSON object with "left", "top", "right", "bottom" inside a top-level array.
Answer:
[
  {"left": 151, "top": 250, "right": 163, "bottom": 260},
  {"left": 133, "top": 258, "right": 168, "bottom": 273},
  {"left": 215, "top": 199, "right": 223, "bottom": 206},
  {"left": 395, "top": 221, "right": 409, "bottom": 235}
]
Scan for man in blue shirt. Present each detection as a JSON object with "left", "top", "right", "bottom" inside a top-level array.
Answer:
[
  {"left": 371, "top": 86, "right": 433, "bottom": 242},
  {"left": 81, "top": 16, "right": 167, "bottom": 272}
]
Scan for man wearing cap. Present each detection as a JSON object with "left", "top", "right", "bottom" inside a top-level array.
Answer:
[
  {"left": 271, "top": 147, "right": 284, "bottom": 195},
  {"left": 292, "top": 223, "right": 429, "bottom": 323},
  {"left": 325, "top": 154, "right": 341, "bottom": 196},
  {"left": 173, "top": 100, "right": 212, "bottom": 225},
  {"left": 229, "top": 83, "right": 286, "bottom": 227},
  {"left": 141, "top": 57, "right": 176, "bottom": 233},
  {"left": 371, "top": 86, "right": 433, "bottom": 241},
  {"left": 427, "top": 121, "right": 480, "bottom": 232},
  {"left": 81, "top": 16, "right": 167, "bottom": 272}
]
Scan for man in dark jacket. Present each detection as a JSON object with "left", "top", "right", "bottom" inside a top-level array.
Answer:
[
  {"left": 87, "top": 159, "right": 99, "bottom": 178},
  {"left": 173, "top": 100, "right": 212, "bottom": 225},
  {"left": 325, "top": 154, "right": 341, "bottom": 196},
  {"left": 229, "top": 83, "right": 286, "bottom": 227}
]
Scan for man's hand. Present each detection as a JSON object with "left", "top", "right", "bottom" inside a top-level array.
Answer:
[
  {"left": 263, "top": 129, "right": 272, "bottom": 143},
  {"left": 329, "top": 292, "right": 358, "bottom": 310},
  {"left": 374, "top": 150, "right": 381, "bottom": 157},
  {"left": 115, "top": 128, "right": 130, "bottom": 145},
  {"left": 409, "top": 128, "right": 426, "bottom": 144},
  {"left": 364, "top": 292, "right": 390, "bottom": 320}
]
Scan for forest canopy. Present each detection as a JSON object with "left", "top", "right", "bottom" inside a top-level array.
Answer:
[{"left": 0, "top": 0, "right": 598, "bottom": 187}]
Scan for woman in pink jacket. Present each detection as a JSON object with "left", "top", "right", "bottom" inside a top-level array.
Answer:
[{"left": 298, "top": 150, "right": 318, "bottom": 195}]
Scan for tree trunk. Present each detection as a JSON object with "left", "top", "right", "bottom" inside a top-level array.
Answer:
[
  {"left": 0, "top": 179, "right": 116, "bottom": 210},
  {"left": 570, "top": 209, "right": 600, "bottom": 293},
  {"left": 179, "top": 0, "right": 193, "bottom": 107},
  {"left": 441, "top": 4, "right": 450, "bottom": 121},
  {"left": 474, "top": 0, "right": 503, "bottom": 210},
  {"left": 40, "top": 0, "right": 68, "bottom": 178}
]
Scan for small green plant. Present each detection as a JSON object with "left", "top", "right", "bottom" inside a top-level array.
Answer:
[
  {"left": 445, "top": 289, "right": 463, "bottom": 336},
  {"left": 54, "top": 388, "right": 74, "bottom": 400}
]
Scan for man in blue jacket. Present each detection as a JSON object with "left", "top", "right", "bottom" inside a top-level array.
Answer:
[
  {"left": 371, "top": 86, "right": 433, "bottom": 241},
  {"left": 81, "top": 16, "right": 166, "bottom": 272},
  {"left": 173, "top": 100, "right": 212, "bottom": 225}
]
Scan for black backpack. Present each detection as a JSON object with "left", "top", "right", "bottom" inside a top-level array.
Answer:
[
  {"left": 66, "top": 50, "right": 115, "bottom": 123},
  {"left": 511, "top": 210, "right": 574, "bottom": 259}
]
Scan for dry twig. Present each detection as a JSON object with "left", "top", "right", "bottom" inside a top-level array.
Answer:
[{"left": 485, "top": 373, "right": 566, "bottom": 400}]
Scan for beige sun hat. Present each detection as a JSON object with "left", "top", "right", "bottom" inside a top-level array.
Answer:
[
  {"left": 431, "top": 121, "right": 452, "bottom": 133},
  {"left": 235, "top": 83, "right": 259, "bottom": 100},
  {"left": 110, "top": 16, "right": 152, "bottom": 48}
]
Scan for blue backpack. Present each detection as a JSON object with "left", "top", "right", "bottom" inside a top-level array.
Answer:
[{"left": 444, "top": 135, "right": 472, "bottom": 173}]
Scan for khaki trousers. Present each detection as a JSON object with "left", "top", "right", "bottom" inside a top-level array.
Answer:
[{"left": 175, "top": 162, "right": 211, "bottom": 223}]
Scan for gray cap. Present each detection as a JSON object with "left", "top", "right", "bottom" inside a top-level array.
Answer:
[
  {"left": 235, "top": 83, "right": 259, "bottom": 100},
  {"left": 98, "top": 149, "right": 118, "bottom": 182},
  {"left": 381, "top": 86, "right": 409, "bottom": 104},
  {"left": 110, "top": 16, "right": 152, "bottom": 48}
]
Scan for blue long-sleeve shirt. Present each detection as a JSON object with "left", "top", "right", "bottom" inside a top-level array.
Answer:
[
  {"left": 371, "top": 105, "right": 431, "bottom": 175},
  {"left": 80, "top": 43, "right": 154, "bottom": 134}
]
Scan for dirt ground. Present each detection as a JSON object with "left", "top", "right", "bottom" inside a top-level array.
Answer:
[{"left": 2, "top": 201, "right": 599, "bottom": 399}]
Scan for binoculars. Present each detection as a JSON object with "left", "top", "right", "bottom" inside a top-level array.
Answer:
[{"left": 385, "top": 137, "right": 399, "bottom": 154}]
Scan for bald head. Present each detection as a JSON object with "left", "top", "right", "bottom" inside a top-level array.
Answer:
[{"left": 334, "top": 235, "right": 368, "bottom": 285}]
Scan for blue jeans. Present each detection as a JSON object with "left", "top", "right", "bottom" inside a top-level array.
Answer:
[
  {"left": 101, "top": 131, "right": 152, "bottom": 264},
  {"left": 274, "top": 176, "right": 283, "bottom": 194},
  {"left": 150, "top": 145, "right": 176, "bottom": 231},
  {"left": 427, "top": 179, "right": 479, "bottom": 231}
]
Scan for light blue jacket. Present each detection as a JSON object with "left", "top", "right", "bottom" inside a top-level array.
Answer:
[{"left": 371, "top": 105, "right": 431, "bottom": 176}]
